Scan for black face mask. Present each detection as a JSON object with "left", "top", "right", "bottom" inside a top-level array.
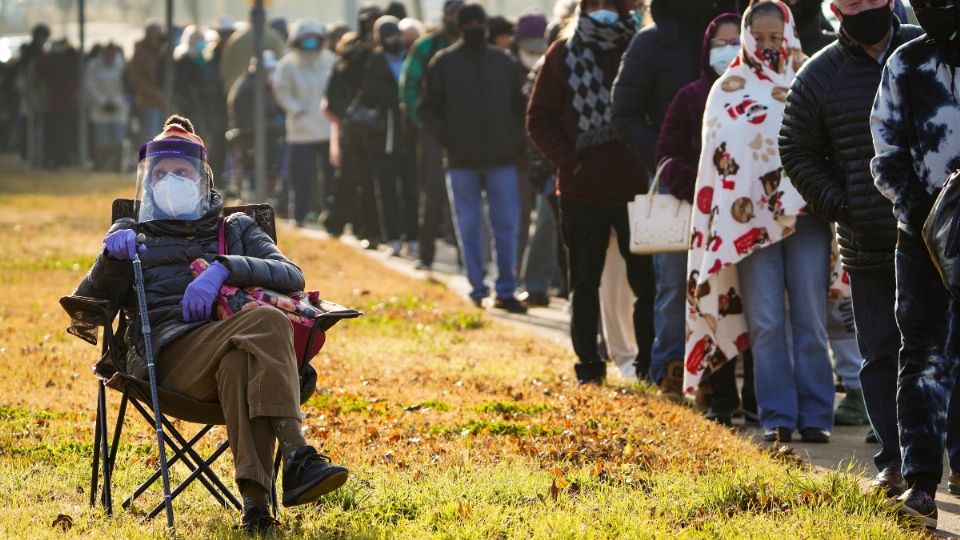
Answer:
[
  {"left": 462, "top": 26, "right": 487, "bottom": 49},
  {"left": 383, "top": 37, "right": 404, "bottom": 54},
  {"left": 915, "top": 5, "right": 960, "bottom": 44},
  {"left": 840, "top": 5, "right": 893, "bottom": 45}
]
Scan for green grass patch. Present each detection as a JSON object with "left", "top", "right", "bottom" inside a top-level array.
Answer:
[
  {"left": 438, "top": 419, "right": 561, "bottom": 437},
  {"left": 473, "top": 401, "right": 553, "bottom": 415},
  {"left": 403, "top": 400, "right": 452, "bottom": 413},
  {"left": 306, "top": 392, "right": 388, "bottom": 415}
]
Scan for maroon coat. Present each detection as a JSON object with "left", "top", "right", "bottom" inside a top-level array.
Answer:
[
  {"left": 526, "top": 38, "right": 646, "bottom": 206},
  {"left": 654, "top": 13, "right": 741, "bottom": 203}
]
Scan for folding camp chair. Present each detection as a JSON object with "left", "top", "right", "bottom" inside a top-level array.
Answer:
[{"left": 60, "top": 199, "right": 361, "bottom": 527}]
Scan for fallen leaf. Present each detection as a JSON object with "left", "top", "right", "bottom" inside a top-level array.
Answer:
[
  {"left": 549, "top": 479, "right": 560, "bottom": 501},
  {"left": 51, "top": 514, "right": 73, "bottom": 531}
]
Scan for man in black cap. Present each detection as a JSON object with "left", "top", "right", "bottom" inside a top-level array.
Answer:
[
  {"left": 401, "top": 0, "right": 465, "bottom": 271},
  {"left": 419, "top": 3, "right": 528, "bottom": 313}
]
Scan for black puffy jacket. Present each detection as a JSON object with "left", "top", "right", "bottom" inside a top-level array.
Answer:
[
  {"left": 610, "top": 0, "right": 736, "bottom": 171},
  {"left": 779, "top": 21, "right": 923, "bottom": 271},
  {"left": 75, "top": 191, "right": 305, "bottom": 378}
]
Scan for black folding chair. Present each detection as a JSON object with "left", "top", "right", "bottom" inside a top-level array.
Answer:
[{"left": 60, "top": 199, "right": 360, "bottom": 525}]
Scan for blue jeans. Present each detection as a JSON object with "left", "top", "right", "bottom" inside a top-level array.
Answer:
[
  {"left": 738, "top": 215, "right": 835, "bottom": 432},
  {"left": 446, "top": 166, "right": 520, "bottom": 300},
  {"left": 894, "top": 230, "right": 960, "bottom": 494},
  {"left": 849, "top": 266, "right": 902, "bottom": 472},
  {"left": 651, "top": 251, "right": 687, "bottom": 384},
  {"left": 650, "top": 176, "right": 687, "bottom": 384}
]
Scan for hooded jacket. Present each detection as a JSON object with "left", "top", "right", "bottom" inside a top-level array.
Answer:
[
  {"left": 273, "top": 20, "right": 336, "bottom": 143},
  {"left": 781, "top": 19, "right": 922, "bottom": 270},
  {"left": 74, "top": 191, "right": 305, "bottom": 379},
  {"left": 418, "top": 40, "right": 525, "bottom": 169},
  {"left": 610, "top": 0, "right": 738, "bottom": 171},
  {"left": 654, "top": 13, "right": 741, "bottom": 203},
  {"left": 526, "top": 1, "right": 647, "bottom": 205}
]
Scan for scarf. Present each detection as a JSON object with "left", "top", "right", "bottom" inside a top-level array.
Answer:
[
  {"left": 564, "top": 9, "right": 635, "bottom": 151},
  {"left": 683, "top": 0, "right": 808, "bottom": 393}
]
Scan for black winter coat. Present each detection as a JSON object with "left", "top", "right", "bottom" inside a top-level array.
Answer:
[
  {"left": 418, "top": 41, "right": 525, "bottom": 169},
  {"left": 610, "top": 0, "right": 735, "bottom": 171},
  {"left": 74, "top": 191, "right": 305, "bottom": 378},
  {"left": 779, "top": 21, "right": 923, "bottom": 271}
]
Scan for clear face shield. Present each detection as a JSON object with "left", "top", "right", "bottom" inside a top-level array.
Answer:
[{"left": 136, "top": 138, "right": 212, "bottom": 223}]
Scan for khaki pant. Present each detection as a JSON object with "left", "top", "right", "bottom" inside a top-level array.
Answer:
[{"left": 158, "top": 307, "right": 301, "bottom": 491}]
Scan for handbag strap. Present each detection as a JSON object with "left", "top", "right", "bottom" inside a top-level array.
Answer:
[
  {"left": 217, "top": 218, "right": 226, "bottom": 256},
  {"left": 646, "top": 158, "right": 674, "bottom": 200}
]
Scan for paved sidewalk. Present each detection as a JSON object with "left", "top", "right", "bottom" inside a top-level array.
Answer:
[{"left": 299, "top": 226, "right": 960, "bottom": 536}]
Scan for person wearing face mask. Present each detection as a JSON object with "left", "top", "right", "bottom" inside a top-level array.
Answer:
[
  {"left": 610, "top": 0, "right": 738, "bottom": 398},
  {"left": 655, "top": 13, "right": 757, "bottom": 424},
  {"left": 356, "top": 16, "right": 419, "bottom": 256},
  {"left": 85, "top": 43, "right": 128, "bottom": 172},
  {"left": 419, "top": 3, "right": 528, "bottom": 313},
  {"left": 174, "top": 26, "right": 217, "bottom": 148},
  {"left": 273, "top": 20, "right": 336, "bottom": 227},
  {"left": 324, "top": 2, "right": 384, "bottom": 246},
  {"left": 780, "top": 0, "right": 925, "bottom": 497},
  {"left": 400, "top": 0, "right": 464, "bottom": 271},
  {"left": 528, "top": 0, "right": 653, "bottom": 383},
  {"left": 871, "top": 0, "right": 960, "bottom": 526},
  {"left": 219, "top": 7, "right": 286, "bottom": 93},
  {"left": 74, "top": 115, "right": 349, "bottom": 534},
  {"left": 686, "top": 1, "right": 839, "bottom": 446}
]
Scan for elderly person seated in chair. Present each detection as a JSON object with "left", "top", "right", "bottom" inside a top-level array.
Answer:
[{"left": 73, "top": 114, "right": 347, "bottom": 534}]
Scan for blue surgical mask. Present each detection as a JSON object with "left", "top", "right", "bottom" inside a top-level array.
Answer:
[
  {"left": 588, "top": 9, "right": 620, "bottom": 26},
  {"left": 631, "top": 10, "right": 644, "bottom": 28},
  {"left": 299, "top": 36, "right": 320, "bottom": 51}
]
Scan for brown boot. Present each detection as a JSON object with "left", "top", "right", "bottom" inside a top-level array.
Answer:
[{"left": 657, "top": 361, "right": 685, "bottom": 403}]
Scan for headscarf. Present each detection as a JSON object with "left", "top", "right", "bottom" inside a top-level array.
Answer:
[
  {"left": 683, "top": 0, "right": 807, "bottom": 393},
  {"left": 564, "top": 6, "right": 635, "bottom": 151}
]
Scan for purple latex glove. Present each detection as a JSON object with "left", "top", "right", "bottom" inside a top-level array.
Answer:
[
  {"left": 181, "top": 261, "right": 229, "bottom": 322},
  {"left": 104, "top": 229, "right": 146, "bottom": 261}
]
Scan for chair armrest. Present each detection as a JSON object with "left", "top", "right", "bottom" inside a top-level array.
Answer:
[{"left": 60, "top": 295, "right": 113, "bottom": 346}]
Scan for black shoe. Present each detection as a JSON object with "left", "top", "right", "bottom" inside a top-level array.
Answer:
[
  {"left": 870, "top": 466, "right": 908, "bottom": 498},
  {"left": 897, "top": 488, "right": 937, "bottom": 529},
  {"left": 240, "top": 505, "right": 279, "bottom": 536},
  {"left": 578, "top": 376, "right": 604, "bottom": 386},
  {"left": 762, "top": 427, "right": 792, "bottom": 443},
  {"left": 471, "top": 297, "right": 485, "bottom": 308},
  {"left": 742, "top": 408, "right": 760, "bottom": 425},
  {"left": 494, "top": 297, "right": 528, "bottom": 314},
  {"left": 865, "top": 429, "right": 879, "bottom": 444},
  {"left": 706, "top": 410, "right": 733, "bottom": 427},
  {"left": 282, "top": 446, "right": 349, "bottom": 507},
  {"left": 519, "top": 290, "right": 550, "bottom": 307},
  {"left": 949, "top": 472, "right": 960, "bottom": 497},
  {"left": 799, "top": 427, "right": 830, "bottom": 443}
]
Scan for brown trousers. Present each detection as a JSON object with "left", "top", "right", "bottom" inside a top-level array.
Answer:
[{"left": 158, "top": 307, "right": 301, "bottom": 491}]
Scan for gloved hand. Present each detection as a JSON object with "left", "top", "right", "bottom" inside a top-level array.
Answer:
[
  {"left": 103, "top": 229, "right": 146, "bottom": 261},
  {"left": 181, "top": 261, "right": 229, "bottom": 322}
]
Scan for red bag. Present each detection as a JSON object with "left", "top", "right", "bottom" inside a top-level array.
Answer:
[{"left": 187, "top": 219, "right": 326, "bottom": 367}]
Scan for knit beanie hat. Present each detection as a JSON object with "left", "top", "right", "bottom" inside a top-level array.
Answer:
[
  {"left": 457, "top": 3, "right": 487, "bottom": 28},
  {"left": 514, "top": 9, "right": 548, "bottom": 41}
]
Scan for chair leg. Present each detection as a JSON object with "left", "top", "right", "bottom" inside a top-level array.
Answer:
[
  {"left": 124, "top": 402, "right": 226, "bottom": 509},
  {"left": 90, "top": 383, "right": 103, "bottom": 509},
  {"left": 158, "top": 415, "right": 241, "bottom": 510},
  {"left": 121, "top": 424, "right": 216, "bottom": 510},
  {"left": 107, "top": 393, "right": 128, "bottom": 479},
  {"left": 145, "top": 441, "right": 233, "bottom": 520},
  {"left": 98, "top": 383, "right": 113, "bottom": 515}
]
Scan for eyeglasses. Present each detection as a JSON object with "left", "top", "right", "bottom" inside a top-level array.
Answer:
[{"left": 710, "top": 37, "right": 741, "bottom": 47}]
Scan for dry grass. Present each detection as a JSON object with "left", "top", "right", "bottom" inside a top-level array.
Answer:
[{"left": 0, "top": 159, "right": 926, "bottom": 538}]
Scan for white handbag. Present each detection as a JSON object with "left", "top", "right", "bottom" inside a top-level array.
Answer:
[{"left": 627, "top": 158, "right": 692, "bottom": 254}]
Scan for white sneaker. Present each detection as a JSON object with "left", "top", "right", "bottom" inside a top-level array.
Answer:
[{"left": 617, "top": 361, "right": 638, "bottom": 382}]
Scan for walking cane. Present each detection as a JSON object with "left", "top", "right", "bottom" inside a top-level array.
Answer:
[{"left": 132, "top": 233, "right": 174, "bottom": 528}]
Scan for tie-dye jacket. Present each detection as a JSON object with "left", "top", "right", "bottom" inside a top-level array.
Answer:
[{"left": 870, "top": 36, "right": 960, "bottom": 235}]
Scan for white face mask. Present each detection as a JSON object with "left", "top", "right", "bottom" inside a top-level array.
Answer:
[
  {"left": 709, "top": 44, "right": 739, "bottom": 76},
  {"left": 519, "top": 49, "right": 541, "bottom": 70},
  {"left": 152, "top": 173, "right": 202, "bottom": 217}
]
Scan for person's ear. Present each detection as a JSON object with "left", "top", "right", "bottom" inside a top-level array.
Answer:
[{"left": 828, "top": 2, "right": 841, "bottom": 21}]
